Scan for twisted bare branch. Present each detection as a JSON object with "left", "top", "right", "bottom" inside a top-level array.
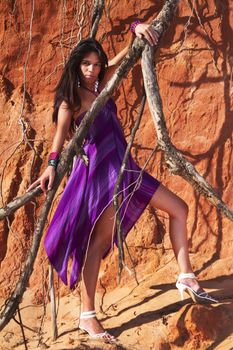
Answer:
[
  {"left": 0, "top": 0, "right": 180, "bottom": 330},
  {"left": 141, "top": 45, "right": 233, "bottom": 221},
  {"left": 2, "top": 0, "right": 231, "bottom": 333},
  {"left": 0, "top": 0, "right": 180, "bottom": 218},
  {"left": 90, "top": 0, "right": 105, "bottom": 38}
]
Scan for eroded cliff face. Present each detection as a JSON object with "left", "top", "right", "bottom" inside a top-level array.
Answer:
[{"left": 0, "top": 1, "right": 232, "bottom": 348}]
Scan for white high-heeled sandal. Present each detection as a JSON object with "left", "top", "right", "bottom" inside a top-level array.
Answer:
[
  {"left": 79, "top": 310, "right": 116, "bottom": 341},
  {"left": 176, "top": 272, "right": 218, "bottom": 304}
]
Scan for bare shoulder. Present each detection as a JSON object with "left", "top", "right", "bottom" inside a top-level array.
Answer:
[
  {"left": 59, "top": 100, "right": 71, "bottom": 110},
  {"left": 57, "top": 100, "right": 73, "bottom": 126}
]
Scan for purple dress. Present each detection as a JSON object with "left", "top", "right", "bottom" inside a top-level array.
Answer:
[{"left": 44, "top": 98, "right": 160, "bottom": 288}]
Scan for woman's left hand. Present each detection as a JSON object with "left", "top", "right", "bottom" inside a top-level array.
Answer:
[{"left": 135, "top": 24, "right": 159, "bottom": 46}]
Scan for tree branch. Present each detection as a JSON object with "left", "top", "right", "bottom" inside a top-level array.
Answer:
[
  {"left": 141, "top": 45, "right": 233, "bottom": 221},
  {"left": 90, "top": 0, "right": 105, "bottom": 39},
  {"left": 0, "top": 0, "right": 182, "bottom": 330},
  {"left": 0, "top": 0, "right": 180, "bottom": 220}
]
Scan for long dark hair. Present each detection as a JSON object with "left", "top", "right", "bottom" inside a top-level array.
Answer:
[{"left": 52, "top": 38, "right": 108, "bottom": 130}]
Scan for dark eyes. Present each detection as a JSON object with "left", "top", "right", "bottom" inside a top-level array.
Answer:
[{"left": 81, "top": 61, "right": 101, "bottom": 67}]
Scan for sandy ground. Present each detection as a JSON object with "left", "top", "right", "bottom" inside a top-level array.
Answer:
[{"left": 0, "top": 265, "right": 233, "bottom": 350}]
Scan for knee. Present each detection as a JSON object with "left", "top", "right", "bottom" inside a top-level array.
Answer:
[
  {"left": 88, "top": 234, "right": 112, "bottom": 257},
  {"left": 170, "top": 198, "right": 189, "bottom": 220},
  {"left": 100, "top": 237, "right": 112, "bottom": 256}
]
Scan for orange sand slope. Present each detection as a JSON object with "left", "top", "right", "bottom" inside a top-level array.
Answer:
[{"left": 1, "top": 262, "right": 233, "bottom": 350}]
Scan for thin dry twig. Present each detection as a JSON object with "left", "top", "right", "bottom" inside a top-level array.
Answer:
[
  {"left": 76, "top": 0, "right": 88, "bottom": 44},
  {"left": 36, "top": 260, "right": 48, "bottom": 347},
  {"left": 18, "top": 0, "right": 35, "bottom": 149},
  {"left": 60, "top": 0, "right": 67, "bottom": 66},
  {"left": 187, "top": 0, "right": 220, "bottom": 72},
  {"left": 16, "top": 308, "right": 28, "bottom": 350},
  {"left": 0, "top": 0, "right": 37, "bottom": 206},
  {"left": 113, "top": 92, "right": 146, "bottom": 282},
  {"left": 49, "top": 265, "right": 58, "bottom": 340}
]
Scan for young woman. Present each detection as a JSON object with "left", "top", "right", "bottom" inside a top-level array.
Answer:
[{"left": 27, "top": 22, "right": 217, "bottom": 341}]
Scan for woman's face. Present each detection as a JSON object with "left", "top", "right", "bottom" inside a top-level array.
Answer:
[{"left": 79, "top": 51, "right": 102, "bottom": 86}]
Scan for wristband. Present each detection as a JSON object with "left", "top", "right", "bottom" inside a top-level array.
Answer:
[
  {"left": 48, "top": 152, "right": 59, "bottom": 168},
  {"left": 49, "top": 152, "right": 59, "bottom": 161},
  {"left": 130, "top": 20, "right": 141, "bottom": 34},
  {"left": 48, "top": 159, "right": 59, "bottom": 168}
]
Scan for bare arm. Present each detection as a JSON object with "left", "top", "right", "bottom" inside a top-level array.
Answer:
[
  {"left": 102, "top": 33, "right": 134, "bottom": 84},
  {"left": 108, "top": 32, "right": 135, "bottom": 67},
  {"left": 101, "top": 33, "right": 135, "bottom": 87},
  {"left": 50, "top": 102, "right": 73, "bottom": 153},
  {"left": 27, "top": 102, "right": 73, "bottom": 193},
  {"left": 102, "top": 23, "right": 159, "bottom": 84}
]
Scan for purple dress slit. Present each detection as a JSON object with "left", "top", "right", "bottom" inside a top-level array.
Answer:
[{"left": 44, "top": 98, "right": 160, "bottom": 288}]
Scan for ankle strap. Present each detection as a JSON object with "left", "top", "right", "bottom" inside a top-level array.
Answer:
[
  {"left": 178, "top": 272, "right": 196, "bottom": 281},
  {"left": 80, "top": 310, "right": 96, "bottom": 319}
]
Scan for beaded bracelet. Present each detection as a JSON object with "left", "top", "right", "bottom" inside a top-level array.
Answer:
[
  {"left": 48, "top": 159, "right": 59, "bottom": 168},
  {"left": 130, "top": 20, "right": 141, "bottom": 34}
]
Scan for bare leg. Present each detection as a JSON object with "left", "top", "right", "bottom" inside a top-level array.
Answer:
[
  {"left": 149, "top": 184, "right": 202, "bottom": 291},
  {"left": 79, "top": 204, "right": 115, "bottom": 335}
]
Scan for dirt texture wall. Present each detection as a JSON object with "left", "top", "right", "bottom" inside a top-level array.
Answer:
[{"left": 0, "top": 0, "right": 232, "bottom": 348}]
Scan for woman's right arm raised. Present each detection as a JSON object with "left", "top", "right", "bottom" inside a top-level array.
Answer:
[{"left": 26, "top": 101, "right": 73, "bottom": 194}]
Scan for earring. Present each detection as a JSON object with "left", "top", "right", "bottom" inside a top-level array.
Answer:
[
  {"left": 77, "top": 75, "right": 81, "bottom": 88},
  {"left": 94, "top": 79, "right": 99, "bottom": 93}
]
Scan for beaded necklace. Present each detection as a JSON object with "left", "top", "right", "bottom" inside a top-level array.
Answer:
[{"left": 82, "top": 85, "right": 99, "bottom": 97}]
